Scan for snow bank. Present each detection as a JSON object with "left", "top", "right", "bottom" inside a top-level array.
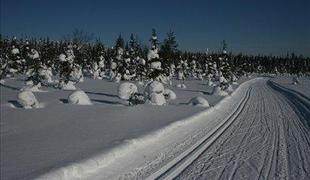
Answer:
[
  {"left": 118, "top": 82, "right": 138, "bottom": 100},
  {"left": 17, "top": 90, "right": 40, "bottom": 109},
  {"left": 188, "top": 96, "right": 210, "bottom": 107},
  {"left": 68, "top": 90, "right": 92, "bottom": 105}
]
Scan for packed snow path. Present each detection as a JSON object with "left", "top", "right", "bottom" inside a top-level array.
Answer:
[{"left": 150, "top": 79, "right": 310, "bottom": 180}]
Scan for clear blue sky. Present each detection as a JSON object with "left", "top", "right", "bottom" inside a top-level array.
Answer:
[{"left": 1, "top": 0, "right": 309, "bottom": 56}]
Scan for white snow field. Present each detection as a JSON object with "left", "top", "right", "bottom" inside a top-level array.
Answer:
[
  {"left": 0, "top": 77, "right": 238, "bottom": 180},
  {"left": 1, "top": 75, "right": 309, "bottom": 180}
]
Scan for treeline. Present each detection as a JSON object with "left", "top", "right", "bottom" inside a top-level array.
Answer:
[{"left": 1, "top": 29, "right": 309, "bottom": 88}]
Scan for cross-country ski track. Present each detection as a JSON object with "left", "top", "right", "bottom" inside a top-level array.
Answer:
[{"left": 148, "top": 78, "right": 310, "bottom": 180}]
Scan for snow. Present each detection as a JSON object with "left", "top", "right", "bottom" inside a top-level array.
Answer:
[
  {"left": 176, "top": 83, "right": 187, "bottom": 89},
  {"left": 149, "top": 93, "right": 166, "bottom": 106},
  {"left": 11, "top": 48, "right": 20, "bottom": 54},
  {"left": 188, "top": 96, "right": 210, "bottom": 107},
  {"left": 59, "top": 54, "right": 67, "bottom": 62},
  {"left": 150, "top": 61, "right": 162, "bottom": 70},
  {"left": 163, "top": 89, "right": 177, "bottom": 100},
  {"left": 213, "top": 86, "right": 228, "bottom": 96},
  {"left": 60, "top": 81, "right": 77, "bottom": 90},
  {"left": 147, "top": 49, "right": 159, "bottom": 61},
  {"left": 68, "top": 90, "right": 92, "bottom": 105},
  {"left": 29, "top": 49, "right": 40, "bottom": 59},
  {"left": 144, "top": 81, "right": 164, "bottom": 95},
  {"left": 0, "top": 76, "right": 249, "bottom": 180},
  {"left": 118, "top": 82, "right": 138, "bottom": 100},
  {"left": 17, "top": 90, "right": 40, "bottom": 109},
  {"left": 21, "top": 83, "right": 44, "bottom": 92}
]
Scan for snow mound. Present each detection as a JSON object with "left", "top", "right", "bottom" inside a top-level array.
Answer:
[
  {"left": 118, "top": 82, "right": 138, "bottom": 100},
  {"left": 163, "top": 89, "right": 177, "bottom": 100},
  {"left": 188, "top": 96, "right": 210, "bottom": 107},
  {"left": 17, "top": 90, "right": 40, "bottom": 109},
  {"left": 213, "top": 86, "right": 228, "bottom": 96},
  {"left": 149, "top": 93, "right": 166, "bottom": 106},
  {"left": 68, "top": 90, "right": 92, "bottom": 105}
]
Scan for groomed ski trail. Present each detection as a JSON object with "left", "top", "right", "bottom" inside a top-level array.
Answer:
[{"left": 149, "top": 79, "right": 310, "bottom": 180}]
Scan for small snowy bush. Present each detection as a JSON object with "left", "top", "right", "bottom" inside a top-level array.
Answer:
[
  {"left": 149, "top": 93, "right": 166, "bottom": 106},
  {"left": 189, "top": 96, "right": 210, "bottom": 107},
  {"left": 118, "top": 82, "right": 138, "bottom": 100},
  {"left": 17, "top": 90, "right": 40, "bottom": 109},
  {"left": 213, "top": 86, "right": 228, "bottom": 96},
  {"left": 144, "top": 81, "right": 166, "bottom": 105},
  {"left": 68, "top": 90, "right": 92, "bottom": 105},
  {"left": 227, "top": 84, "right": 234, "bottom": 92},
  {"left": 21, "top": 83, "right": 42, "bottom": 92},
  {"left": 163, "top": 89, "right": 177, "bottom": 100},
  {"left": 150, "top": 61, "right": 162, "bottom": 70},
  {"left": 147, "top": 49, "right": 159, "bottom": 61},
  {"left": 60, "top": 81, "right": 76, "bottom": 90},
  {"left": 144, "top": 81, "right": 164, "bottom": 96},
  {"left": 176, "top": 83, "right": 186, "bottom": 89}
]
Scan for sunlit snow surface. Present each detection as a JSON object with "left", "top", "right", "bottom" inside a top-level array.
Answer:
[
  {"left": 1, "top": 75, "right": 309, "bottom": 180},
  {"left": 1, "top": 77, "right": 238, "bottom": 180}
]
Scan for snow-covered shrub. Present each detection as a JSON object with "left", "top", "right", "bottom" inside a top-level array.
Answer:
[
  {"left": 150, "top": 61, "right": 162, "bottom": 70},
  {"left": 68, "top": 90, "right": 92, "bottom": 105},
  {"left": 149, "top": 93, "right": 166, "bottom": 106},
  {"left": 227, "top": 84, "right": 234, "bottom": 92},
  {"left": 114, "top": 73, "right": 122, "bottom": 83},
  {"left": 39, "top": 67, "right": 53, "bottom": 83},
  {"left": 17, "top": 90, "right": 40, "bottom": 109},
  {"left": 147, "top": 48, "right": 159, "bottom": 61},
  {"left": 188, "top": 96, "right": 210, "bottom": 107},
  {"left": 144, "top": 81, "right": 166, "bottom": 105},
  {"left": 21, "top": 83, "right": 42, "bottom": 92},
  {"left": 118, "top": 82, "right": 138, "bottom": 100},
  {"left": 176, "top": 83, "right": 186, "bottom": 89},
  {"left": 118, "top": 82, "right": 144, "bottom": 105},
  {"left": 60, "top": 81, "right": 76, "bottom": 90},
  {"left": 144, "top": 81, "right": 165, "bottom": 96},
  {"left": 213, "top": 86, "right": 228, "bottom": 96},
  {"left": 163, "top": 89, "right": 177, "bottom": 100}
]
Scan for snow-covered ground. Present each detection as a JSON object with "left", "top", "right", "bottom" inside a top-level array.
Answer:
[
  {"left": 1, "top": 77, "right": 241, "bottom": 180},
  {"left": 1, "top": 75, "right": 309, "bottom": 180}
]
